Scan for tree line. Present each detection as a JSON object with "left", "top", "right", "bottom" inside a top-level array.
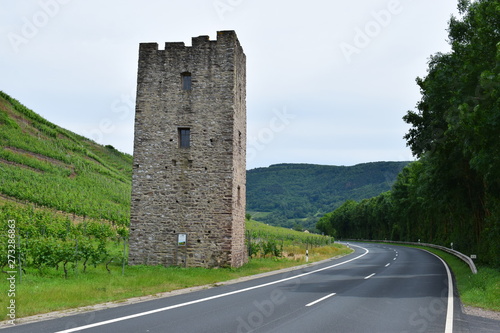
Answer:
[{"left": 318, "top": 0, "right": 499, "bottom": 267}]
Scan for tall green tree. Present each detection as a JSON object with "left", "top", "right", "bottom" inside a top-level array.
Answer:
[
  {"left": 319, "top": 0, "right": 500, "bottom": 266},
  {"left": 403, "top": 0, "right": 499, "bottom": 256}
]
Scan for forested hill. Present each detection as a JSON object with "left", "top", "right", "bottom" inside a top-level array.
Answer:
[{"left": 246, "top": 162, "right": 409, "bottom": 230}]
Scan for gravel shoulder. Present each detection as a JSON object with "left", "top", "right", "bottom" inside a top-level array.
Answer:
[{"left": 464, "top": 306, "right": 500, "bottom": 320}]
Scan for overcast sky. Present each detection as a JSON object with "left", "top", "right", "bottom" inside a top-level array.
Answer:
[{"left": 0, "top": 0, "right": 460, "bottom": 169}]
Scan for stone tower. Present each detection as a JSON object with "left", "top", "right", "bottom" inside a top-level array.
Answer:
[{"left": 128, "top": 31, "right": 247, "bottom": 268}]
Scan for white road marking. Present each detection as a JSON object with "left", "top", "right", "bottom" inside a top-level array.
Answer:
[
  {"left": 306, "top": 293, "right": 336, "bottom": 307},
  {"left": 55, "top": 245, "right": 370, "bottom": 333},
  {"left": 393, "top": 257, "right": 397, "bottom": 260},
  {"left": 420, "top": 250, "right": 454, "bottom": 333},
  {"left": 385, "top": 263, "right": 390, "bottom": 267},
  {"left": 364, "top": 273, "right": 376, "bottom": 279}
]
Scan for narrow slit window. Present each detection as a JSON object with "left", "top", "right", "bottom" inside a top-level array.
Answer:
[
  {"left": 237, "top": 185, "right": 241, "bottom": 205},
  {"left": 181, "top": 72, "right": 192, "bottom": 90},
  {"left": 179, "top": 128, "right": 190, "bottom": 148}
]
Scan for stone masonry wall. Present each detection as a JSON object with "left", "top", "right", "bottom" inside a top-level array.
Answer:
[{"left": 128, "top": 31, "right": 247, "bottom": 268}]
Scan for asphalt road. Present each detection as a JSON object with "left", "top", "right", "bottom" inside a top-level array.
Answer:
[{"left": 2, "top": 243, "right": 488, "bottom": 332}]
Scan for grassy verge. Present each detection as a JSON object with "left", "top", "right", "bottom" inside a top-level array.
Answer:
[
  {"left": 1, "top": 244, "right": 351, "bottom": 320},
  {"left": 392, "top": 244, "right": 499, "bottom": 312}
]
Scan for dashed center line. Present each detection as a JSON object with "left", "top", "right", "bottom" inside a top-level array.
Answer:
[
  {"left": 364, "top": 273, "right": 376, "bottom": 279},
  {"left": 306, "top": 293, "right": 336, "bottom": 307},
  {"left": 385, "top": 263, "right": 390, "bottom": 267}
]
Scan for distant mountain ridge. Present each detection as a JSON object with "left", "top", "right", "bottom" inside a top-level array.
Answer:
[{"left": 246, "top": 162, "right": 410, "bottom": 231}]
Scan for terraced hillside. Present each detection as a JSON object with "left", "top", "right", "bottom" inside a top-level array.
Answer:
[{"left": 0, "top": 91, "right": 133, "bottom": 225}]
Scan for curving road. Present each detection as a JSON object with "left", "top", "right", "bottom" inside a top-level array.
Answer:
[{"left": 3, "top": 243, "right": 478, "bottom": 332}]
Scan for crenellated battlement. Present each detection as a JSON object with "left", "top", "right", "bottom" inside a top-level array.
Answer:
[{"left": 139, "top": 30, "right": 239, "bottom": 52}]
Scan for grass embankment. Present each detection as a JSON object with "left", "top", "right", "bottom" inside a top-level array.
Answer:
[
  {"left": 0, "top": 218, "right": 350, "bottom": 320},
  {"left": 395, "top": 244, "right": 499, "bottom": 312}
]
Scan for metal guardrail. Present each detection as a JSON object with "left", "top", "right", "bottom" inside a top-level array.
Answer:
[{"left": 346, "top": 239, "right": 478, "bottom": 274}]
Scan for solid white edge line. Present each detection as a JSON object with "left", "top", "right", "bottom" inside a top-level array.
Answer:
[
  {"left": 55, "top": 244, "right": 370, "bottom": 333},
  {"left": 417, "top": 249, "right": 454, "bottom": 333},
  {"left": 364, "top": 273, "right": 376, "bottom": 279},
  {"left": 305, "top": 293, "right": 336, "bottom": 307}
]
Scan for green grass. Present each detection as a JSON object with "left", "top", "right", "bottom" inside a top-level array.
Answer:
[
  {"left": 246, "top": 211, "right": 271, "bottom": 220},
  {"left": 0, "top": 245, "right": 351, "bottom": 319},
  {"left": 246, "top": 219, "right": 331, "bottom": 243},
  {"left": 391, "top": 244, "right": 499, "bottom": 312},
  {"left": 421, "top": 248, "right": 499, "bottom": 311},
  {"left": 246, "top": 219, "right": 334, "bottom": 258}
]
